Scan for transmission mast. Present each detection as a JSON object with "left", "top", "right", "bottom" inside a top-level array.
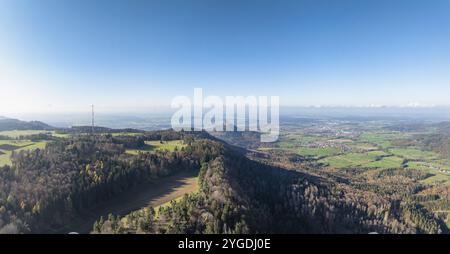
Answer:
[{"left": 91, "top": 104, "right": 95, "bottom": 135}]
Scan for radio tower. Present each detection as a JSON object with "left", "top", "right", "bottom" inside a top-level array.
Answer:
[{"left": 91, "top": 104, "right": 95, "bottom": 134}]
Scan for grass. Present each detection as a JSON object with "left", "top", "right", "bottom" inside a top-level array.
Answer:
[
  {"left": 278, "top": 134, "right": 327, "bottom": 148},
  {"left": 0, "top": 140, "right": 35, "bottom": 146},
  {"left": 126, "top": 140, "right": 186, "bottom": 155},
  {"left": 365, "top": 156, "right": 404, "bottom": 168},
  {"left": 320, "top": 151, "right": 404, "bottom": 169},
  {"left": 408, "top": 161, "right": 450, "bottom": 185},
  {"left": 0, "top": 140, "right": 48, "bottom": 166},
  {"left": 52, "top": 133, "right": 71, "bottom": 138},
  {"left": 145, "top": 140, "right": 186, "bottom": 151},
  {"left": 15, "top": 141, "right": 47, "bottom": 151},
  {"left": 320, "top": 153, "right": 374, "bottom": 168},
  {"left": 0, "top": 130, "right": 72, "bottom": 139},
  {"left": 407, "top": 161, "right": 450, "bottom": 172},
  {"left": 278, "top": 128, "right": 450, "bottom": 185},
  {"left": 0, "top": 130, "right": 52, "bottom": 138},
  {"left": 351, "top": 143, "right": 379, "bottom": 152},
  {"left": 276, "top": 133, "right": 347, "bottom": 158},
  {"left": 153, "top": 195, "right": 185, "bottom": 217},
  {"left": 388, "top": 148, "right": 440, "bottom": 160},
  {"left": 0, "top": 152, "right": 12, "bottom": 167},
  {"left": 153, "top": 177, "right": 200, "bottom": 217},
  {"left": 296, "top": 147, "right": 340, "bottom": 158},
  {"left": 420, "top": 173, "right": 450, "bottom": 186},
  {"left": 119, "top": 174, "right": 199, "bottom": 227}
]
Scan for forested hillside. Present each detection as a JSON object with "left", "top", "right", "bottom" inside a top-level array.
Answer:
[
  {"left": 0, "top": 131, "right": 208, "bottom": 233},
  {"left": 94, "top": 133, "right": 446, "bottom": 234},
  {"left": 1, "top": 124, "right": 447, "bottom": 234}
]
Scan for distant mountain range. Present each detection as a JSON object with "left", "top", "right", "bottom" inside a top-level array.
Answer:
[{"left": 0, "top": 117, "right": 54, "bottom": 131}]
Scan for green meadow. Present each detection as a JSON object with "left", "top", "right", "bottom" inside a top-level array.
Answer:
[
  {"left": 0, "top": 140, "right": 48, "bottom": 166},
  {"left": 0, "top": 130, "right": 71, "bottom": 138},
  {"left": 126, "top": 140, "right": 186, "bottom": 155},
  {"left": 0, "top": 130, "right": 52, "bottom": 138},
  {"left": 296, "top": 147, "right": 341, "bottom": 158},
  {"left": 270, "top": 127, "right": 450, "bottom": 185}
]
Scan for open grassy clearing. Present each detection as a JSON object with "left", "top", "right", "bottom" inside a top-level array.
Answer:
[
  {"left": 0, "top": 130, "right": 52, "bottom": 137},
  {"left": 121, "top": 177, "right": 200, "bottom": 224},
  {"left": 0, "top": 140, "right": 48, "bottom": 166},
  {"left": 153, "top": 186, "right": 201, "bottom": 217},
  {"left": 14, "top": 141, "right": 47, "bottom": 151},
  {"left": 388, "top": 148, "right": 440, "bottom": 160},
  {"left": 359, "top": 132, "right": 413, "bottom": 149},
  {"left": 409, "top": 162, "right": 450, "bottom": 185},
  {"left": 126, "top": 140, "right": 186, "bottom": 155},
  {"left": 111, "top": 132, "right": 143, "bottom": 137},
  {"left": 420, "top": 173, "right": 450, "bottom": 186},
  {"left": 278, "top": 132, "right": 329, "bottom": 148},
  {"left": 319, "top": 153, "right": 371, "bottom": 168},
  {"left": 145, "top": 140, "right": 186, "bottom": 151},
  {"left": 0, "top": 129, "right": 72, "bottom": 139},
  {"left": 359, "top": 133, "right": 392, "bottom": 148}
]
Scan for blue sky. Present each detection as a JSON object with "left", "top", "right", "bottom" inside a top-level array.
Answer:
[{"left": 1, "top": 0, "right": 450, "bottom": 114}]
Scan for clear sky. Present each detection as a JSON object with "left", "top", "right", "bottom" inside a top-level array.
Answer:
[{"left": 1, "top": 0, "right": 450, "bottom": 114}]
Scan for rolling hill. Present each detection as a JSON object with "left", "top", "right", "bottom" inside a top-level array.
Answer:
[{"left": 0, "top": 118, "right": 54, "bottom": 131}]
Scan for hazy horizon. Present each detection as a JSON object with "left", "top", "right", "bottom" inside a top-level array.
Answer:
[
  {"left": 1, "top": 0, "right": 450, "bottom": 115},
  {"left": 2, "top": 106, "right": 450, "bottom": 130}
]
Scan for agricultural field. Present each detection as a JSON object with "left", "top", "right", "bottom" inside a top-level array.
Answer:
[
  {"left": 388, "top": 148, "right": 440, "bottom": 160},
  {"left": 259, "top": 119, "right": 450, "bottom": 186},
  {"left": 0, "top": 139, "right": 48, "bottom": 166},
  {"left": 319, "top": 151, "right": 404, "bottom": 169}
]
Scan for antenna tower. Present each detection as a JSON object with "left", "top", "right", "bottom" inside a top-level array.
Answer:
[{"left": 91, "top": 104, "right": 95, "bottom": 134}]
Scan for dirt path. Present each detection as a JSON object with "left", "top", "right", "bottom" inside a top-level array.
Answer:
[{"left": 62, "top": 170, "right": 198, "bottom": 234}]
